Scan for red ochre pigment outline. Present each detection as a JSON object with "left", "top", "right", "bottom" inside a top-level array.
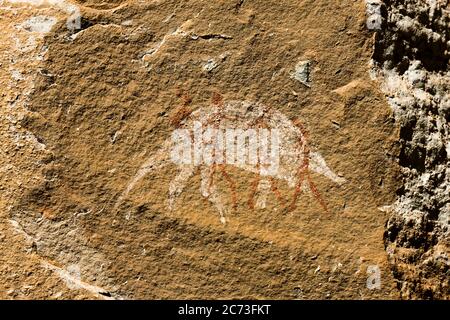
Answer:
[{"left": 170, "top": 92, "right": 329, "bottom": 214}]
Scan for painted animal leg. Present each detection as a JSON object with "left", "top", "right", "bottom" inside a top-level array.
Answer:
[
  {"left": 200, "top": 166, "right": 228, "bottom": 224},
  {"left": 168, "top": 165, "right": 195, "bottom": 210},
  {"left": 248, "top": 175, "right": 260, "bottom": 209},
  {"left": 289, "top": 162, "right": 328, "bottom": 212},
  {"left": 270, "top": 177, "right": 287, "bottom": 206},
  {"left": 218, "top": 164, "right": 237, "bottom": 210},
  {"left": 305, "top": 172, "right": 328, "bottom": 212},
  {"left": 255, "top": 178, "right": 271, "bottom": 209},
  {"left": 289, "top": 167, "right": 306, "bottom": 210}
]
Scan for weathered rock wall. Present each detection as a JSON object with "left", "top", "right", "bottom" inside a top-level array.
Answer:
[{"left": 370, "top": 0, "right": 449, "bottom": 299}]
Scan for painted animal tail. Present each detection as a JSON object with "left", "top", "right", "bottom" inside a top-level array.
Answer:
[{"left": 309, "top": 152, "right": 346, "bottom": 185}]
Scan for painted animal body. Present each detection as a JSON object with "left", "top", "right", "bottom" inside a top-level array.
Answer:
[{"left": 115, "top": 100, "right": 345, "bottom": 223}]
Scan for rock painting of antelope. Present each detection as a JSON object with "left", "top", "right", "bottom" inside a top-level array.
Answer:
[{"left": 115, "top": 94, "right": 346, "bottom": 224}]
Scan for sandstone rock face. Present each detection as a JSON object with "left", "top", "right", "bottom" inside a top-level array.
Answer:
[{"left": 0, "top": 0, "right": 447, "bottom": 299}]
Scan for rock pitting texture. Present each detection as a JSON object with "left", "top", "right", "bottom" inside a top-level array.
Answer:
[
  {"left": 371, "top": 0, "right": 449, "bottom": 299},
  {"left": 0, "top": 0, "right": 448, "bottom": 300}
]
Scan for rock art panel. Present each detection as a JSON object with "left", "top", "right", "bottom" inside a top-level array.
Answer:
[{"left": 3, "top": 0, "right": 444, "bottom": 300}]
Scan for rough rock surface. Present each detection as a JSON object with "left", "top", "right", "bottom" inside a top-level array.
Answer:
[
  {"left": 371, "top": 0, "right": 449, "bottom": 299},
  {"left": 0, "top": 0, "right": 447, "bottom": 299}
]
